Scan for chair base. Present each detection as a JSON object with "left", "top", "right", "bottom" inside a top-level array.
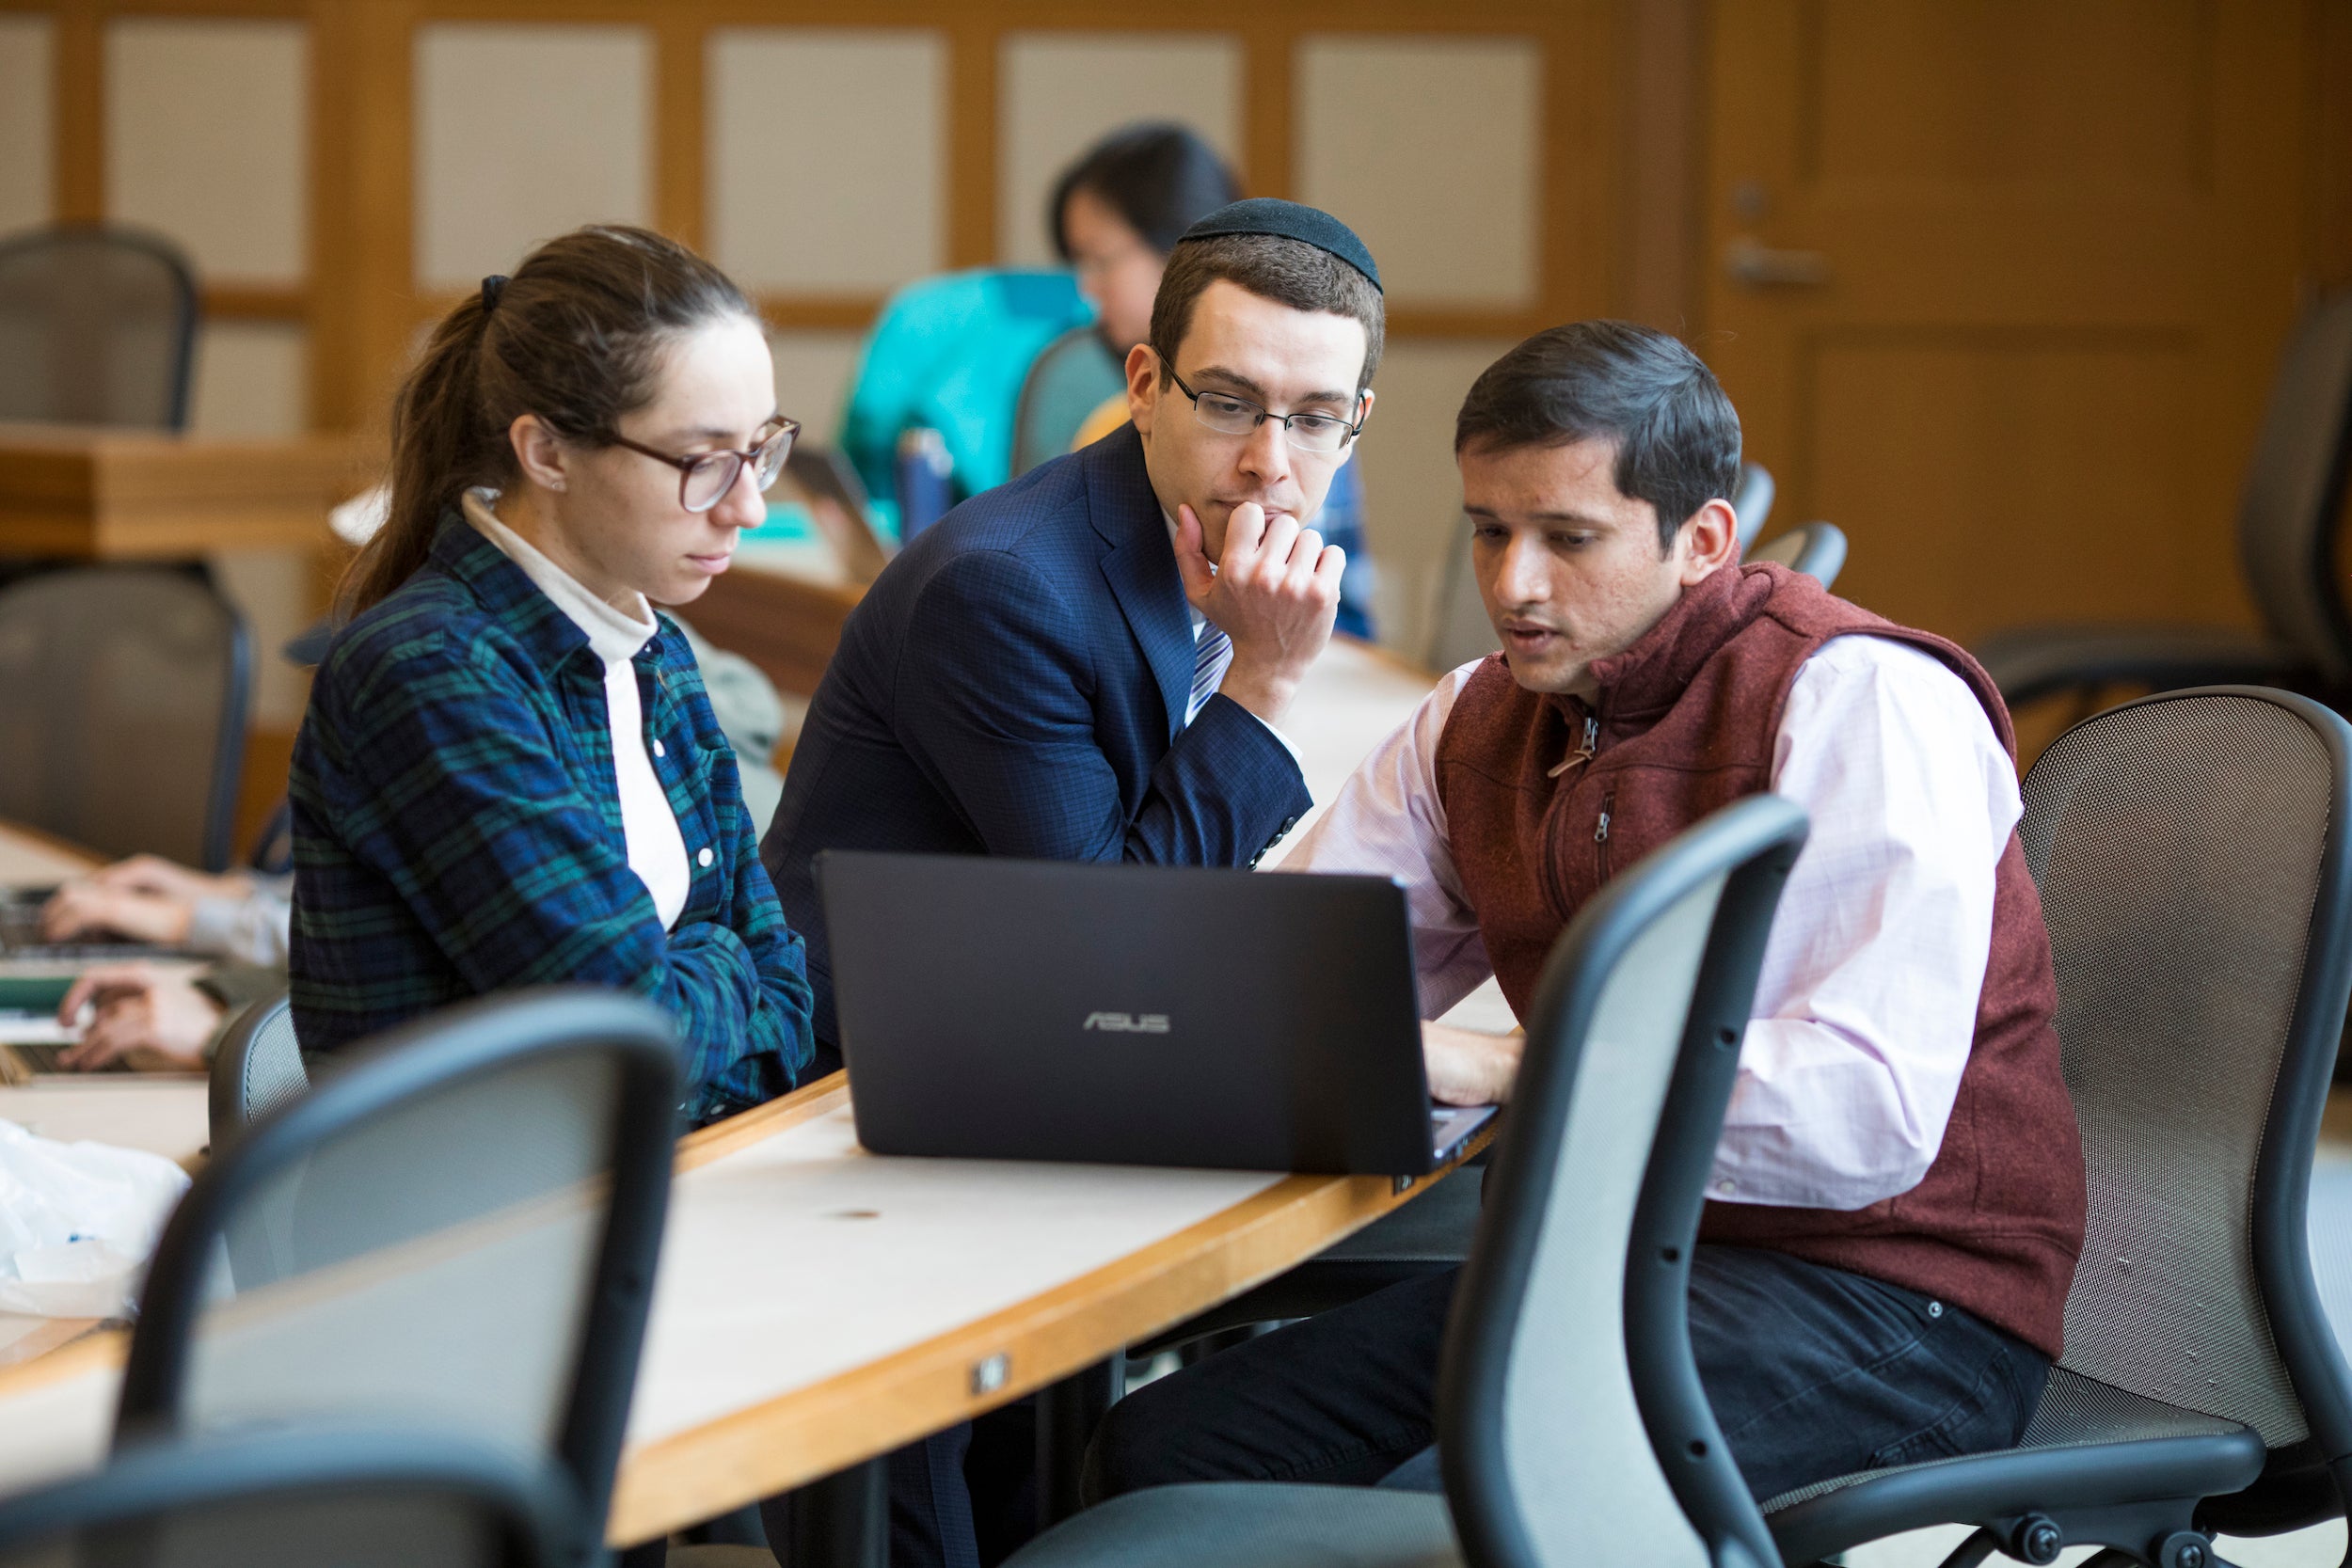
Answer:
[{"left": 1765, "top": 1428, "right": 2265, "bottom": 1568}]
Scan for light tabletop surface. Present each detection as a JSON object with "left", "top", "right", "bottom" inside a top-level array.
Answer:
[
  {"left": 0, "top": 1071, "right": 1484, "bottom": 1545},
  {"left": 0, "top": 825, "right": 101, "bottom": 890},
  {"left": 0, "top": 823, "right": 212, "bottom": 1370}
]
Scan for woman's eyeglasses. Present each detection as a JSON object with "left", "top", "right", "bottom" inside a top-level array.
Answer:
[{"left": 609, "top": 418, "right": 801, "bottom": 514}]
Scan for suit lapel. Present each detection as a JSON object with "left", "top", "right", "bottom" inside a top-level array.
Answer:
[{"left": 1088, "top": 427, "right": 1196, "bottom": 737}]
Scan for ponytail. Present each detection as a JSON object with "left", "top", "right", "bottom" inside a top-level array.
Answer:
[
  {"left": 342, "top": 295, "right": 497, "bottom": 615},
  {"left": 340, "top": 226, "right": 755, "bottom": 617}
]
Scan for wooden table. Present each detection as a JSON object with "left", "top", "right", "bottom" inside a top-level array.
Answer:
[
  {"left": 0, "top": 629, "right": 1463, "bottom": 1544},
  {"left": 688, "top": 539, "right": 865, "bottom": 701},
  {"left": 0, "top": 425, "right": 362, "bottom": 559},
  {"left": 0, "top": 1070, "right": 1484, "bottom": 1546}
]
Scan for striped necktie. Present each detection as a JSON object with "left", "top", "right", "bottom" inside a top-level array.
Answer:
[{"left": 1186, "top": 621, "right": 1232, "bottom": 725}]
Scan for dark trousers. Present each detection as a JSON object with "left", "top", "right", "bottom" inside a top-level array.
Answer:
[
  {"left": 766, "top": 1404, "right": 1037, "bottom": 1568},
  {"left": 1083, "top": 1244, "right": 2052, "bottom": 1507}
]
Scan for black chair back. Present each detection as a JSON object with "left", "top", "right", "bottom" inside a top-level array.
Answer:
[
  {"left": 2237, "top": 289, "right": 2352, "bottom": 686},
  {"left": 1438, "top": 794, "right": 1808, "bottom": 1568},
  {"left": 0, "top": 566, "right": 249, "bottom": 870},
  {"left": 0, "top": 223, "right": 199, "bottom": 429},
  {"left": 120, "top": 989, "right": 680, "bottom": 1562},
  {"left": 0, "top": 1427, "right": 569, "bottom": 1568}
]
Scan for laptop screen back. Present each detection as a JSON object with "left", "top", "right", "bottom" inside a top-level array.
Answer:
[{"left": 818, "top": 852, "right": 1437, "bottom": 1174}]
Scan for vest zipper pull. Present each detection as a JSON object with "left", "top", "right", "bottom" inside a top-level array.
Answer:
[
  {"left": 1548, "top": 715, "right": 1601, "bottom": 779},
  {"left": 1595, "top": 809, "right": 1612, "bottom": 843}
]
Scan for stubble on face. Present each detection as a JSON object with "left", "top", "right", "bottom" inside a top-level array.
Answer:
[{"left": 1463, "top": 437, "right": 1691, "bottom": 699}]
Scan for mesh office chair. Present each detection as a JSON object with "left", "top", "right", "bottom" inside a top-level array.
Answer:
[
  {"left": 206, "top": 990, "right": 302, "bottom": 1151},
  {"left": 1012, "top": 325, "right": 1126, "bottom": 478},
  {"left": 0, "top": 566, "right": 250, "bottom": 870},
  {"left": 1976, "top": 289, "right": 2352, "bottom": 707},
  {"left": 1007, "top": 795, "right": 1811, "bottom": 1568},
  {"left": 1424, "top": 464, "right": 1780, "bottom": 674},
  {"left": 1742, "top": 521, "right": 1847, "bottom": 587},
  {"left": 0, "top": 223, "right": 199, "bottom": 429},
  {"left": 0, "top": 1428, "right": 573, "bottom": 1568},
  {"left": 1753, "top": 688, "right": 2352, "bottom": 1568},
  {"left": 119, "top": 989, "right": 681, "bottom": 1564}
]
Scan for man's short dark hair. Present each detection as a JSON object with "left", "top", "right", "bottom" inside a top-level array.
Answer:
[
  {"left": 1051, "top": 124, "right": 1239, "bottom": 259},
  {"left": 1149, "top": 232, "right": 1385, "bottom": 396},
  {"left": 1454, "top": 321, "right": 1740, "bottom": 551}
]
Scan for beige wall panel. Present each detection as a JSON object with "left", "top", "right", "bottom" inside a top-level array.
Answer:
[
  {"left": 189, "top": 320, "right": 313, "bottom": 728},
  {"left": 1348, "top": 339, "right": 1514, "bottom": 662},
  {"left": 188, "top": 320, "right": 308, "bottom": 438},
  {"left": 997, "top": 33, "right": 1241, "bottom": 267},
  {"left": 710, "top": 29, "right": 944, "bottom": 293},
  {"left": 416, "top": 24, "right": 651, "bottom": 288},
  {"left": 106, "top": 19, "right": 307, "bottom": 284},
  {"left": 768, "top": 329, "right": 864, "bottom": 450},
  {"left": 210, "top": 547, "right": 314, "bottom": 728},
  {"left": 0, "top": 16, "right": 52, "bottom": 236},
  {"left": 1296, "top": 36, "right": 1539, "bottom": 308}
]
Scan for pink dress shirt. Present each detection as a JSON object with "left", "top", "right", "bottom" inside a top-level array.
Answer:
[{"left": 1284, "top": 635, "right": 2023, "bottom": 1212}]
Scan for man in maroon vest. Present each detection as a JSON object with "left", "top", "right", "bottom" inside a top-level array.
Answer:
[{"left": 1086, "top": 321, "right": 2087, "bottom": 1505}]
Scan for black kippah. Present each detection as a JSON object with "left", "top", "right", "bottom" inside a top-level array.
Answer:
[{"left": 1176, "top": 198, "right": 1381, "bottom": 293}]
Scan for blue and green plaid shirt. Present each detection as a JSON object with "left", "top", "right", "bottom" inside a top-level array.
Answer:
[{"left": 289, "top": 512, "right": 815, "bottom": 1122}]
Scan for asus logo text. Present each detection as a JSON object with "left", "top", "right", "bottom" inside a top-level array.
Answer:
[{"left": 1082, "top": 1011, "right": 1169, "bottom": 1034}]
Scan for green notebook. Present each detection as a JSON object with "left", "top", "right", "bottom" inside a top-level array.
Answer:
[{"left": 0, "top": 975, "right": 78, "bottom": 1013}]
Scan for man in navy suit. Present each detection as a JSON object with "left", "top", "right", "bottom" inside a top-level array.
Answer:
[
  {"left": 757, "top": 199, "right": 1386, "bottom": 1568},
  {"left": 764, "top": 198, "right": 1386, "bottom": 1058}
]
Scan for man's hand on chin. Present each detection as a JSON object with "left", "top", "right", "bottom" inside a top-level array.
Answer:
[
  {"left": 1422, "top": 1021, "right": 1522, "bottom": 1106},
  {"left": 1173, "top": 500, "right": 1343, "bottom": 726}
]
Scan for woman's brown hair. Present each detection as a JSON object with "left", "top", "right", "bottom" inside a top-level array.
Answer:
[{"left": 343, "top": 224, "right": 755, "bottom": 615}]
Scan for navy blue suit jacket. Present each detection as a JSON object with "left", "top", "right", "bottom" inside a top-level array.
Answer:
[{"left": 762, "top": 424, "right": 1314, "bottom": 1046}]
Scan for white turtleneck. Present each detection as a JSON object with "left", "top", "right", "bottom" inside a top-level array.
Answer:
[{"left": 464, "top": 490, "right": 692, "bottom": 929}]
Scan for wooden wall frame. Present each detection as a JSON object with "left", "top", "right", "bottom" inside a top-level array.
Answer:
[{"left": 0, "top": 0, "right": 1624, "bottom": 441}]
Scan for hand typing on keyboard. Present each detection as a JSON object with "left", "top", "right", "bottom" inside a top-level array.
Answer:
[
  {"left": 1421, "top": 1021, "right": 1521, "bottom": 1107},
  {"left": 53, "top": 963, "right": 222, "bottom": 1071},
  {"left": 40, "top": 853, "right": 255, "bottom": 948}
]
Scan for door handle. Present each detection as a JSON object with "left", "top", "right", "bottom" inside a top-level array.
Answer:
[{"left": 1724, "top": 235, "right": 1832, "bottom": 288}]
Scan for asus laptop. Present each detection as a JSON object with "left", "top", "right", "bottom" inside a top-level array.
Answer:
[{"left": 818, "top": 851, "right": 1498, "bottom": 1176}]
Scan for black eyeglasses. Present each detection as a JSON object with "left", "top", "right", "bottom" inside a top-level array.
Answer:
[
  {"left": 608, "top": 418, "right": 801, "bottom": 514},
  {"left": 1166, "top": 369, "right": 1363, "bottom": 454}
]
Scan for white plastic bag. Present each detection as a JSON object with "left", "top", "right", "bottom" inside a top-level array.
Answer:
[{"left": 0, "top": 1117, "right": 190, "bottom": 1319}]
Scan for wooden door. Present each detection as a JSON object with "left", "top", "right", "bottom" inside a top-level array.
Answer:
[{"left": 1702, "top": 1, "right": 2312, "bottom": 647}]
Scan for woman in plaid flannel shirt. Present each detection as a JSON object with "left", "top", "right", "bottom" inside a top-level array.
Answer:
[{"left": 289, "top": 227, "right": 815, "bottom": 1125}]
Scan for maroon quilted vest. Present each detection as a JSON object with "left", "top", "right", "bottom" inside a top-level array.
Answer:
[{"left": 1435, "top": 562, "right": 2086, "bottom": 1358}]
